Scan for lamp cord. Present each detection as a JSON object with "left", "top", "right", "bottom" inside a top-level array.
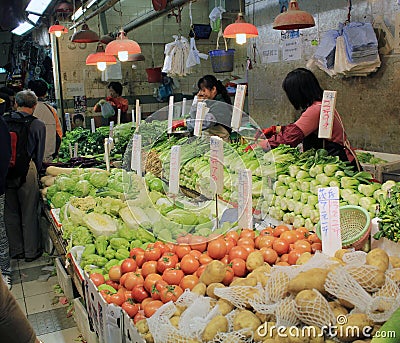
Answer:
[
  {"left": 239, "top": 0, "right": 243, "bottom": 14},
  {"left": 346, "top": 0, "right": 352, "bottom": 23}
]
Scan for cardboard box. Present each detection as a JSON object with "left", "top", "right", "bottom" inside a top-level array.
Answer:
[
  {"left": 73, "top": 298, "right": 98, "bottom": 343},
  {"left": 84, "top": 272, "right": 123, "bottom": 343},
  {"left": 122, "top": 310, "right": 146, "bottom": 343},
  {"left": 357, "top": 150, "right": 400, "bottom": 182},
  {"left": 55, "top": 257, "right": 74, "bottom": 300}
]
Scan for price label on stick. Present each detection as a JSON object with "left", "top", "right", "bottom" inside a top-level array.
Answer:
[
  {"left": 135, "top": 99, "right": 140, "bottom": 127},
  {"left": 132, "top": 109, "right": 135, "bottom": 126},
  {"left": 318, "top": 90, "right": 337, "bottom": 139},
  {"left": 131, "top": 134, "right": 142, "bottom": 176},
  {"left": 90, "top": 118, "right": 95, "bottom": 133},
  {"left": 193, "top": 102, "right": 207, "bottom": 137},
  {"left": 318, "top": 187, "right": 342, "bottom": 257},
  {"left": 238, "top": 169, "right": 253, "bottom": 229},
  {"left": 104, "top": 138, "right": 110, "bottom": 172},
  {"left": 73, "top": 143, "right": 78, "bottom": 158},
  {"left": 65, "top": 113, "right": 72, "bottom": 131},
  {"left": 167, "top": 96, "right": 174, "bottom": 134},
  {"left": 210, "top": 136, "right": 224, "bottom": 195},
  {"left": 68, "top": 143, "right": 73, "bottom": 158},
  {"left": 231, "top": 84, "right": 247, "bottom": 131},
  {"left": 169, "top": 145, "right": 181, "bottom": 195},
  {"left": 109, "top": 121, "right": 114, "bottom": 139},
  {"left": 117, "top": 109, "right": 121, "bottom": 125},
  {"left": 181, "top": 98, "right": 187, "bottom": 117}
]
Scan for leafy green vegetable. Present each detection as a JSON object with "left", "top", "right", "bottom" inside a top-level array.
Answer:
[{"left": 51, "top": 192, "right": 72, "bottom": 208}]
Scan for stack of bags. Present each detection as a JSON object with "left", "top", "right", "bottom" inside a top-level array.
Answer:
[{"left": 314, "top": 30, "right": 340, "bottom": 76}]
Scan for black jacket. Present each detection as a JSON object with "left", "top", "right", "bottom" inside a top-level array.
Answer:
[{"left": 0, "top": 115, "right": 11, "bottom": 195}]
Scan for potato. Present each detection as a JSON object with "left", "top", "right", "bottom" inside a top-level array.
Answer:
[
  {"left": 295, "top": 289, "right": 318, "bottom": 305},
  {"left": 233, "top": 310, "right": 262, "bottom": 338},
  {"left": 288, "top": 330, "right": 310, "bottom": 343},
  {"left": 170, "top": 316, "right": 180, "bottom": 328},
  {"left": 308, "top": 326, "right": 324, "bottom": 343},
  {"left": 339, "top": 298, "right": 354, "bottom": 310},
  {"left": 329, "top": 301, "right": 348, "bottom": 317},
  {"left": 288, "top": 268, "right": 329, "bottom": 295},
  {"left": 136, "top": 319, "right": 149, "bottom": 334},
  {"left": 255, "top": 312, "right": 268, "bottom": 323},
  {"left": 231, "top": 277, "right": 257, "bottom": 287},
  {"left": 336, "top": 314, "right": 374, "bottom": 342},
  {"left": 389, "top": 256, "right": 400, "bottom": 268},
  {"left": 247, "top": 270, "right": 269, "bottom": 287},
  {"left": 347, "top": 265, "right": 386, "bottom": 292},
  {"left": 366, "top": 248, "right": 389, "bottom": 272},
  {"left": 246, "top": 251, "right": 265, "bottom": 272},
  {"left": 144, "top": 332, "right": 154, "bottom": 343},
  {"left": 201, "top": 315, "right": 228, "bottom": 341},
  {"left": 174, "top": 305, "right": 186, "bottom": 316},
  {"left": 199, "top": 260, "right": 227, "bottom": 285},
  {"left": 387, "top": 268, "right": 400, "bottom": 284},
  {"left": 335, "top": 249, "right": 351, "bottom": 260},
  {"left": 44, "top": 176, "right": 55, "bottom": 187},
  {"left": 217, "top": 298, "right": 234, "bottom": 315},
  {"left": 254, "top": 264, "right": 272, "bottom": 274},
  {"left": 297, "top": 252, "right": 312, "bottom": 265},
  {"left": 207, "top": 283, "right": 225, "bottom": 299},
  {"left": 192, "top": 282, "right": 207, "bottom": 295},
  {"left": 263, "top": 340, "right": 276, "bottom": 343}
]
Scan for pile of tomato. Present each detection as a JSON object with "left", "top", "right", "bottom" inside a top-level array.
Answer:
[{"left": 89, "top": 226, "right": 322, "bottom": 322}]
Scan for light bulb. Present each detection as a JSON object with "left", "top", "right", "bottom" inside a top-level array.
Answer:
[
  {"left": 97, "top": 62, "right": 107, "bottom": 71},
  {"left": 236, "top": 33, "right": 247, "bottom": 45},
  {"left": 118, "top": 51, "right": 129, "bottom": 62},
  {"left": 55, "top": 31, "right": 62, "bottom": 38}
]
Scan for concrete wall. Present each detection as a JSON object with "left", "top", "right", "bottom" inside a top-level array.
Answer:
[{"left": 247, "top": 0, "right": 400, "bottom": 153}]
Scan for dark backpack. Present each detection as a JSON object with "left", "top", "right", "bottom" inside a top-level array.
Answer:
[{"left": 4, "top": 112, "right": 36, "bottom": 180}]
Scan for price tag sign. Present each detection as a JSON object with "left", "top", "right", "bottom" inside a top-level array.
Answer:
[
  {"left": 210, "top": 136, "right": 224, "bottom": 195},
  {"left": 181, "top": 98, "right": 187, "bottom": 117},
  {"left": 65, "top": 113, "right": 72, "bottom": 131},
  {"left": 318, "top": 187, "right": 342, "bottom": 257},
  {"left": 167, "top": 96, "right": 174, "bottom": 134},
  {"left": 169, "top": 145, "right": 181, "bottom": 195},
  {"left": 68, "top": 143, "right": 73, "bottom": 158},
  {"left": 73, "top": 143, "right": 78, "bottom": 158},
  {"left": 117, "top": 109, "right": 121, "bottom": 125},
  {"left": 109, "top": 121, "right": 114, "bottom": 139},
  {"left": 90, "top": 118, "right": 95, "bottom": 133},
  {"left": 194, "top": 102, "right": 207, "bottom": 137},
  {"left": 135, "top": 99, "right": 140, "bottom": 128},
  {"left": 238, "top": 169, "right": 253, "bottom": 229},
  {"left": 132, "top": 109, "right": 135, "bottom": 126},
  {"left": 104, "top": 138, "right": 110, "bottom": 172},
  {"left": 131, "top": 134, "right": 142, "bottom": 176},
  {"left": 318, "top": 91, "right": 337, "bottom": 139},
  {"left": 231, "top": 84, "right": 247, "bottom": 131}
]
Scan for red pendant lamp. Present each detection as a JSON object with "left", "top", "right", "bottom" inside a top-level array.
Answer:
[
  {"left": 273, "top": 0, "right": 315, "bottom": 30},
  {"left": 48, "top": 21, "right": 68, "bottom": 37},
  {"left": 105, "top": 29, "right": 141, "bottom": 62},
  {"left": 86, "top": 43, "right": 117, "bottom": 71},
  {"left": 71, "top": 23, "right": 99, "bottom": 43}
]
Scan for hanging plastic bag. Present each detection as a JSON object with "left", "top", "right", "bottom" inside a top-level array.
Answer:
[
  {"left": 100, "top": 101, "right": 115, "bottom": 118},
  {"left": 209, "top": 1, "right": 226, "bottom": 32},
  {"left": 186, "top": 37, "right": 209, "bottom": 69}
]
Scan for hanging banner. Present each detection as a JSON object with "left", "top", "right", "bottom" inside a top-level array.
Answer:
[
  {"left": 210, "top": 136, "right": 224, "bottom": 195},
  {"left": 169, "top": 145, "right": 181, "bottom": 195},
  {"left": 318, "top": 90, "right": 337, "bottom": 139},
  {"left": 238, "top": 169, "right": 253, "bottom": 229}
]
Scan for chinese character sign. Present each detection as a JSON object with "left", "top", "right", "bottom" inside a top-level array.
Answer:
[
  {"left": 282, "top": 38, "right": 302, "bottom": 61},
  {"left": 318, "top": 187, "right": 341, "bottom": 257},
  {"left": 261, "top": 44, "right": 280, "bottom": 64},
  {"left": 318, "top": 90, "right": 337, "bottom": 139},
  {"left": 210, "top": 137, "right": 224, "bottom": 195},
  {"left": 169, "top": 145, "right": 181, "bottom": 195},
  {"left": 238, "top": 169, "right": 253, "bottom": 229}
]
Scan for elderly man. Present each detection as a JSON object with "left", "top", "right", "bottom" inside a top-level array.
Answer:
[{"left": 4, "top": 90, "right": 46, "bottom": 263}]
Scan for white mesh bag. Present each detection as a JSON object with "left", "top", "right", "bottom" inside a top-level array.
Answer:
[
  {"left": 147, "top": 301, "right": 178, "bottom": 343},
  {"left": 248, "top": 290, "right": 277, "bottom": 315},
  {"left": 299, "top": 251, "right": 336, "bottom": 272},
  {"left": 342, "top": 250, "right": 367, "bottom": 266},
  {"left": 345, "top": 265, "right": 386, "bottom": 292},
  {"left": 374, "top": 276, "right": 399, "bottom": 298},
  {"left": 175, "top": 288, "right": 199, "bottom": 308},
  {"left": 213, "top": 284, "right": 262, "bottom": 309},
  {"left": 367, "top": 295, "right": 400, "bottom": 323},
  {"left": 275, "top": 296, "right": 300, "bottom": 327},
  {"left": 386, "top": 268, "right": 400, "bottom": 287},
  {"left": 212, "top": 328, "right": 253, "bottom": 343},
  {"left": 225, "top": 309, "right": 239, "bottom": 332},
  {"left": 265, "top": 268, "right": 292, "bottom": 302}
]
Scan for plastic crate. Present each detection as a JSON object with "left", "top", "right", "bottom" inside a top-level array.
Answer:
[
  {"left": 84, "top": 272, "right": 123, "bottom": 343},
  {"left": 122, "top": 310, "right": 145, "bottom": 343},
  {"left": 357, "top": 150, "right": 400, "bottom": 182},
  {"left": 73, "top": 298, "right": 98, "bottom": 343},
  {"left": 55, "top": 257, "right": 74, "bottom": 300}
]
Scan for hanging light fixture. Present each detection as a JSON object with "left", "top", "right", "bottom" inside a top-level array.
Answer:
[
  {"left": 100, "top": 34, "right": 114, "bottom": 45},
  {"left": 71, "top": 23, "right": 99, "bottom": 43},
  {"left": 127, "top": 53, "right": 145, "bottom": 62},
  {"left": 86, "top": 43, "right": 117, "bottom": 71},
  {"left": 105, "top": 29, "right": 141, "bottom": 62},
  {"left": 223, "top": 0, "right": 258, "bottom": 45},
  {"left": 273, "top": 0, "right": 315, "bottom": 30},
  {"left": 48, "top": 20, "right": 68, "bottom": 37}
]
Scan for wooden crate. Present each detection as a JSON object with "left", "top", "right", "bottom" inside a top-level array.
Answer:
[{"left": 357, "top": 150, "right": 400, "bottom": 182}]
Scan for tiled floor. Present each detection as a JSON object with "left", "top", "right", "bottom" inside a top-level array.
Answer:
[{"left": 11, "top": 256, "right": 83, "bottom": 343}]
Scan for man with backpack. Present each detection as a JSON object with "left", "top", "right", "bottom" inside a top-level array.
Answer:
[{"left": 4, "top": 90, "right": 46, "bottom": 262}]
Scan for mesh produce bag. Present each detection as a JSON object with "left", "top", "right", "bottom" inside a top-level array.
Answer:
[
  {"left": 298, "top": 251, "right": 336, "bottom": 272},
  {"left": 225, "top": 309, "right": 239, "bottom": 332},
  {"left": 294, "top": 289, "right": 336, "bottom": 327},
  {"left": 213, "top": 284, "right": 263, "bottom": 309},
  {"left": 387, "top": 268, "right": 400, "bottom": 287},
  {"left": 275, "top": 296, "right": 300, "bottom": 327},
  {"left": 367, "top": 295, "right": 400, "bottom": 323},
  {"left": 175, "top": 288, "right": 199, "bottom": 308},
  {"left": 147, "top": 301, "right": 178, "bottom": 343},
  {"left": 345, "top": 265, "right": 386, "bottom": 292},
  {"left": 325, "top": 267, "right": 372, "bottom": 310},
  {"left": 342, "top": 250, "right": 367, "bottom": 266},
  {"left": 212, "top": 329, "right": 253, "bottom": 343},
  {"left": 248, "top": 291, "right": 277, "bottom": 315},
  {"left": 265, "top": 268, "right": 291, "bottom": 302},
  {"left": 374, "top": 276, "right": 399, "bottom": 298}
]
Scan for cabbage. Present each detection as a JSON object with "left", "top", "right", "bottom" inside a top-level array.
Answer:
[
  {"left": 347, "top": 193, "right": 363, "bottom": 206},
  {"left": 329, "top": 179, "right": 340, "bottom": 188},
  {"left": 358, "top": 183, "right": 381, "bottom": 197},
  {"left": 296, "top": 170, "right": 310, "bottom": 180},
  {"left": 310, "top": 210, "right": 320, "bottom": 224},
  {"left": 294, "top": 201, "right": 303, "bottom": 215},
  {"left": 293, "top": 190, "right": 302, "bottom": 202},
  {"left": 51, "top": 192, "right": 72, "bottom": 208},
  {"left": 307, "top": 194, "right": 318, "bottom": 207},
  {"left": 382, "top": 180, "right": 396, "bottom": 192},
  {"left": 284, "top": 176, "right": 296, "bottom": 186},
  {"left": 359, "top": 196, "right": 376, "bottom": 210},
  {"left": 289, "top": 182, "right": 298, "bottom": 191},
  {"left": 304, "top": 218, "right": 314, "bottom": 231},
  {"left": 301, "top": 192, "right": 311, "bottom": 204},
  {"left": 293, "top": 215, "right": 305, "bottom": 229},
  {"left": 280, "top": 198, "right": 288, "bottom": 211},
  {"left": 324, "top": 164, "right": 339, "bottom": 177},
  {"left": 340, "top": 188, "right": 355, "bottom": 201},
  {"left": 83, "top": 212, "right": 118, "bottom": 236},
  {"left": 316, "top": 173, "right": 331, "bottom": 186},
  {"left": 301, "top": 204, "right": 313, "bottom": 218},
  {"left": 107, "top": 178, "right": 125, "bottom": 193},
  {"left": 55, "top": 176, "right": 75, "bottom": 192},
  {"left": 283, "top": 212, "right": 295, "bottom": 224},
  {"left": 335, "top": 170, "right": 346, "bottom": 178},
  {"left": 278, "top": 175, "right": 287, "bottom": 183},
  {"left": 299, "top": 181, "right": 310, "bottom": 192},
  {"left": 74, "top": 180, "right": 92, "bottom": 197},
  {"left": 46, "top": 184, "right": 58, "bottom": 200},
  {"left": 287, "top": 199, "right": 295, "bottom": 212},
  {"left": 285, "top": 189, "right": 294, "bottom": 199},
  {"left": 90, "top": 171, "right": 109, "bottom": 188},
  {"left": 309, "top": 164, "right": 324, "bottom": 178},
  {"left": 373, "top": 189, "right": 387, "bottom": 201},
  {"left": 289, "top": 165, "right": 301, "bottom": 178},
  {"left": 276, "top": 185, "right": 288, "bottom": 197},
  {"left": 341, "top": 177, "right": 360, "bottom": 189}
]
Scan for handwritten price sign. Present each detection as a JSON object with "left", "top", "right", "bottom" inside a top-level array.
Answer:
[
  {"left": 318, "top": 187, "right": 342, "bottom": 256},
  {"left": 318, "top": 90, "right": 337, "bottom": 139},
  {"left": 238, "top": 169, "right": 253, "bottom": 229},
  {"left": 210, "top": 136, "right": 224, "bottom": 195},
  {"left": 131, "top": 134, "right": 142, "bottom": 176},
  {"left": 169, "top": 145, "right": 181, "bottom": 195}
]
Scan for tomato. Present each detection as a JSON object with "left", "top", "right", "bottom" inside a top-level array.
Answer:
[
  {"left": 220, "top": 255, "right": 229, "bottom": 265},
  {"left": 132, "top": 285, "right": 149, "bottom": 303},
  {"left": 141, "top": 261, "right": 158, "bottom": 278},
  {"left": 222, "top": 266, "right": 234, "bottom": 286},
  {"left": 124, "top": 291, "right": 132, "bottom": 301},
  {"left": 120, "top": 273, "right": 128, "bottom": 287},
  {"left": 141, "top": 297, "right": 153, "bottom": 309},
  {"left": 165, "top": 243, "right": 177, "bottom": 253},
  {"left": 224, "top": 238, "right": 236, "bottom": 253},
  {"left": 230, "top": 258, "right": 246, "bottom": 277},
  {"left": 196, "top": 264, "right": 207, "bottom": 278},
  {"left": 311, "top": 242, "right": 322, "bottom": 253},
  {"left": 280, "top": 230, "right": 299, "bottom": 244},
  {"left": 259, "top": 227, "right": 274, "bottom": 236},
  {"left": 308, "top": 233, "right": 322, "bottom": 244},
  {"left": 121, "top": 258, "right": 137, "bottom": 274},
  {"left": 100, "top": 290, "right": 111, "bottom": 303},
  {"left": 144, "top": 247, "right": 162, "bottom": 261},
  {"left": 239, "top": 229, "right": 255, "bottom": 240},
  {"left": 288, "top": 250, "right": 302, "bottom": 265},
  {"left": 276, "top": 261, "right": 290, "bottom": 266},
  {"left": 125, "top": 272, "right": 144, "bottom": 291},
  {"left": 259, "top": 247, "right": 278, "bottom": 264},
  {"left": 157, "top": 255, "right": 177, "bottom": 273},
  {"left": 180, "top": 254, "right": 200, "bottom": 274},
  {"left": 237, "top": 237, "right": 255, "bottom": 247},
  {"left": 179, "top": 275, "right": 199, "bottom": 290},
  {"left": 108, "top": 265, "right": 122, "bottom": 282},
  {"left": 144, "top": 273, "right": 163, "bottom": 293},
  {"left": 258, "top": 235, "right": 277, "bottom": 249},
  {"left": 280, "top": 254, "right": 289, "bottom": 263},
  {"left": 199, "top": 253, "right": 213, "bottom": 265},
  {"left": 110, "top": 293, "right": 125, "bottom": 306},
  {"left": 240, "top": 244, "right": 255, "bottom": 255},
  {"left": 207, "top": 238, "right": 227, "bottom": 259},
  {"left": 189, "top": 249, "right": 202, "bottom": 260},
  {"left": 162, "top": 268, "right": 184, "bottom": 285},
  {"left": 295, "top": 230, "right": 306, "bottom": 240},
  {"left": 225, "top": 231, "right": 239, "bottom": 242},
  {"left": 155, "top": 280, "right": 168, "bottom": 293},
  {"left": 296, "top": 227, "right": 309, "bottom": 236},
  {"left": 293, "top": 240, "right": 312, "bottom": 253},
  {"left": 273, "top": 225, "right": 289, "bottom": 237},
  {"left": 143, "top": 300, "right": 163, "bottom": 318},
  {"left": 122, "top": 300, "right": 139, "bottom": 318},
  {"left": 162, "top": 252, "right": 179, "bottom": 264},
  {"left": 228, "top": 246, "right": 249, "bottom": 261},
  {"left": 160, "top": 285, "right": 184, "bottom": 303},
  {"left": 130, "top": 248, "right": 145, "bottom": 267},
  {"left": 133, "top": 311, "right": 146, "bottom": 324},
  {"left": 175, "top": 245, "right": 191, "bottom": 259},
  {"left": 90, "top": 273, "right": 105, "bottom": 287},
  {"left": 154, "top": 241, "right": 168, "bottom": 255},
  {"left": 105, "top": 280, "right": 119, "bottom": 291},
  {"left": 254, "top": 236, "right": 261, "bottom": 249},
  {"left": 176, "top": 235, "right": 190, "bottom": 244},
  {"left": 272, "top": 238, "right": 290, "bottom": 255},
  {"left": 190, "top": 236, "right": 207, "bottom": 252}
]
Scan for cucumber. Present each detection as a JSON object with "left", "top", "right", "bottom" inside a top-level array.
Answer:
[{"left": 371, "top": 307, "right": 400, "bottom": 343}]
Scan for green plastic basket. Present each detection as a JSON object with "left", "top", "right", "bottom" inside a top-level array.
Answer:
[{"left": 316, "top": 205, "right": 371, "bottom": 249}]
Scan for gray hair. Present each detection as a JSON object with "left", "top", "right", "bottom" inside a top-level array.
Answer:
[{"left": 15, "top": 90, "right": 38, "bottom": 108}]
